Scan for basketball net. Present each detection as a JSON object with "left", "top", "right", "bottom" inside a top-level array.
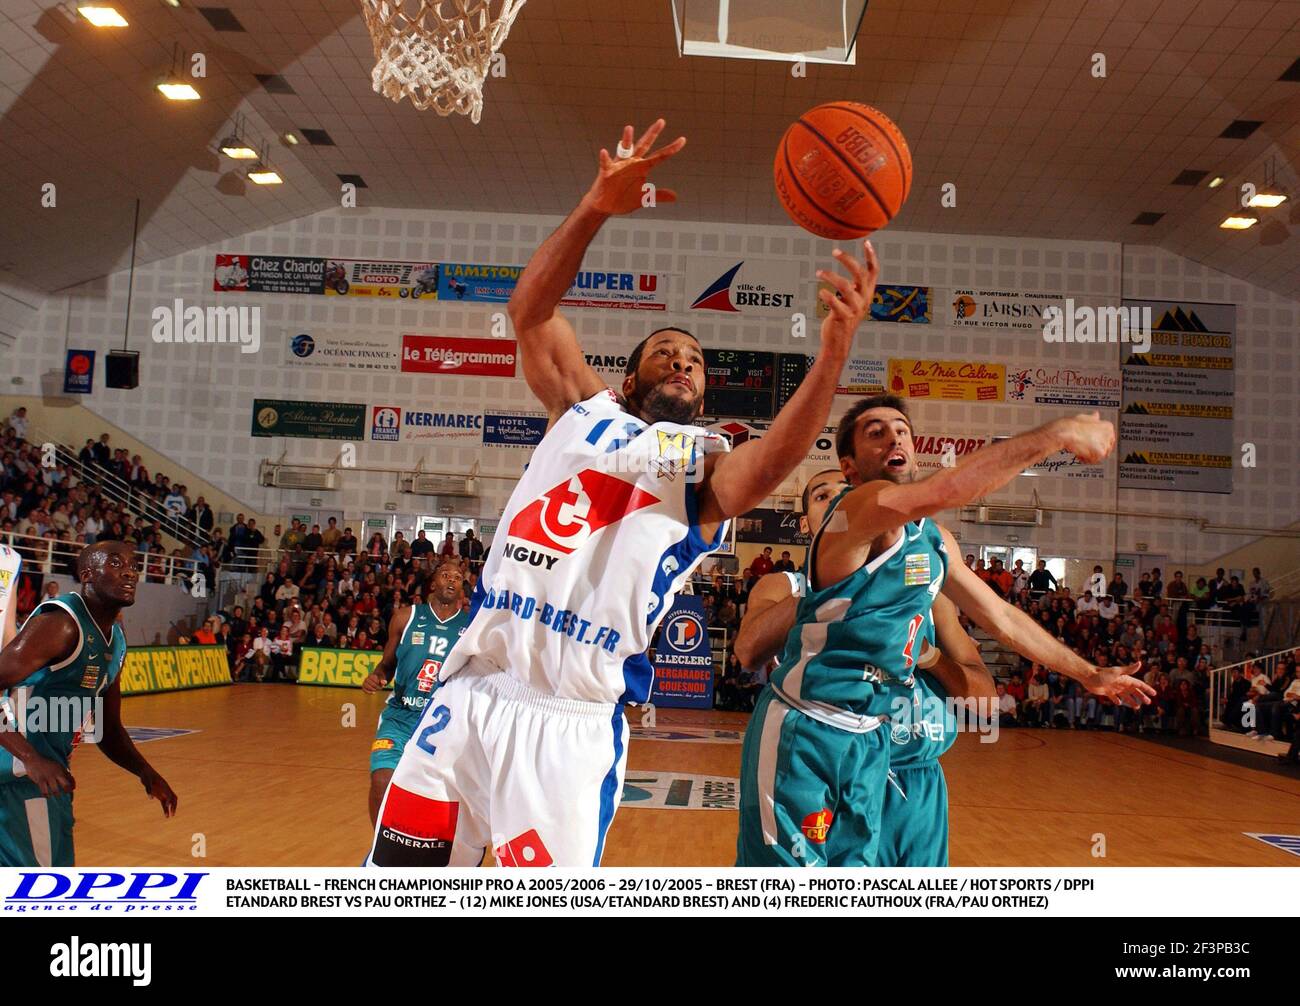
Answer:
[{"left": 360, "top": 0, "right": 526, "bottom": 124}]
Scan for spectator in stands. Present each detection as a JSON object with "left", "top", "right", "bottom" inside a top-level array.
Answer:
[
  {"left": 437, "top": 532, "right": 456, "bottom": 558},
  {"left": 389, "top": 531, "right": 409, "bottom": 563},
  {"left": 1085, "top": 565, "right": 1106, "bottom": 598},
  {"left": 248, "top": 628, "right": 272, "bottom": 682},
  {"left": 268, "top": 626, "right": 295, "bottom": 682},
  {"left": 302, "top": 523, "right": 322, "bottom": 552},
  {"left": 337, "top": 527, "right": 357, "bottom": 556},
  {"left": 280, "top": 519, "right": 305, "bottom": 555},
  {"left": 1107, "top": 571, "right": 1128, "bottom": 604},
  {"left": 1011, "top": 559, "right": 1029, "bottom": 597},
  {"left": 1164, "top": 570, "right": 1188, "bottom": 600},
  {"left": 1171, "top": 680, "right": 1200, "bottom": 737},
  {"left": 1097, "top": 594, "right": 1120, "bottom": 621},
  {"left": 1248, "top": 568, "right": 1271, "bottom": 604},
  {"left": 995, "top": 683, "right": 1018, "bottom": 727},
  {"left": 1135, "top": 571, "right": 1155, "bottom": 600},
  {"left": 410, "top": 530, "right": 434, "bottom": 560},
  {"left": 750, "top": 547, "right": 774, "bottom": 578},
  {"left": 1023, "top": 666, "right": 1049, "bottom": 726},
  {"left": 1218, "top": 576, "right": 1248, "bottom": 637},
  {"left": 1028, "top": 559, "right": 1058, "bottom": 597},
  {"left": 319, "top": 517, "right": 340, "bottom": 552},
  {"left": 5, "top": 407, "right": 27, "bottom": 439},
  {"left": 459, "top": 528, "right": 485, "bottom": 568},
  {"left": 990, "top": 559, "right": 1012, "bottom": 599},
  {"left": 1220, "top": 667, "right": 1251, "bottom": 732}
]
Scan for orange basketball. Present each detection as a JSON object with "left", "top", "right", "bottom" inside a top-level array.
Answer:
[{"left": 774, "top": 102, "right": 912, "bottom": 239}]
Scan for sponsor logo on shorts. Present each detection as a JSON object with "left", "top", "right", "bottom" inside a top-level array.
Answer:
[
  {"left": 372, "top": 785, "right": 458, "bottom": 867},
  {"left": 801, "top": 809, "right": 833, "bottom": 844},
  {"left": 371, "top": 738, "right": 395, "bottom": 751},
  {"left": 494, "top": 829, "right": 553, "bottom": 867}
]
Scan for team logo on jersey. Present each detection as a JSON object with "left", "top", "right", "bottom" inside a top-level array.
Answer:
[
  {"left": 663, "top": 611, "right": 704, "bottom": 649},
  {"left": 904, "top": 553, "right": 931, "bottom": 586},
  {"left": 494, "top": 829, "right": 553, "bottom": 867},
  {"left": 506, "top": 469, "right": 660, "bottom": 558},
  {"left": 801, "top": 809, "right": 833, "bottom": 844},
  {"left": 416, "top": 659, "right": 440, "bottom": 693},
  {"left": 411, "top": 631, "right": 426, "bottom": 646},
  {"left": 80, "top": 665, "right": 100, "bottom": 690},
  {"left": 652, "top": 430, "right": 695, "bottom": 480}
]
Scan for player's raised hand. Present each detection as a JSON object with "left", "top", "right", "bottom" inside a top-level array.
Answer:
[
  {"left": 26, "top": 754, "right": 74, "bottom": 798},
  {"left": 817, "top": 240, "right": 879, "bottom": 358},
  {"left": 361, "top": 669, "right": 387, "bottom": 694},
  {"left": 140, "top": 768, "right": 177, "bottom": 818},
  {"left": 1053, "top": 412, "right": 1116, "bottom": 464},
  {"left": 584, "top": 119, "right": 686, "bottom": 215},
  {"left": 1083, "top": 661, "right": 1155, "bottom": 707}
]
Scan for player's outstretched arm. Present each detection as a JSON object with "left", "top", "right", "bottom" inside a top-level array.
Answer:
[
  {"left": 733, "top": 574, "right": 800, "bottom": 670},
  {"left": 0, "top": 611, "right": 80, "bottom": 797},
  {"left": 926, "top": 593, "right": 996, "bottom": 701},
  {"left": 362, "top": 606, "right": 410, "bottom": 693},
  {"left": 98, "top": 678, "right": 177, "bottom": 817},
  {"left": 698, "top": 242, "right": 878, "bottom": 528},
  {"left": 935, "top": 527, "right": 1154, "bottom": 708},
  {"left": 509, "top": 120, "right": 685, "bottom": 423}
]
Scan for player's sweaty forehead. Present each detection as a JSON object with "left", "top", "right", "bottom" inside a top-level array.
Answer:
[{"left": 855, "top": 407, "right": 912, "bottom": 438}]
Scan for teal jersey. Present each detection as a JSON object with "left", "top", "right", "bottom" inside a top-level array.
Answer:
[
  {"left": 387, "top": 605, "right": 469, "bottom": 714},
  {"left": 769, "top": 490, "right": 948, "bottom": 720},
  {"left": 0, "top": 592, "right": 127, "bottom": 780},
  {"left": 887, "top": 670, "right": 957, "bottom": 767}
]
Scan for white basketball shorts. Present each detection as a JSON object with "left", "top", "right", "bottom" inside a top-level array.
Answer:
[{"left": 365, "top": 661, "right": 630, "bottom": 867}]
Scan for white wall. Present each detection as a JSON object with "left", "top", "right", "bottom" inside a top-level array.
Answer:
[{"left": 9, "top": 207, "right": 1299, "bottom": 570}]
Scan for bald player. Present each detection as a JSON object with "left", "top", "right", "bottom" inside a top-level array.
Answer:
[
  {"left": 736, "top": 468, "right": 995, "bottom": 866},
  {"left": 0, "top": 542, "right": 177, "bottom": 866}
]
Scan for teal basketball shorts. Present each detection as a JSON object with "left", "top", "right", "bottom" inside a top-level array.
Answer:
[
  {"left": 370, "top": 706, "right": 422, "bottom": 773},
  {"left": 0, "top": 780, "right": 75, "bottom": 867},
  {"left": 877, "top": 762, "right": 949, "bottom": 867}
]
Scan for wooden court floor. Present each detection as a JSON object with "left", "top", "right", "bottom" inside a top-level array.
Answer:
[{"left": 66, "top": 684, "right": 1300, "bottom": 867}]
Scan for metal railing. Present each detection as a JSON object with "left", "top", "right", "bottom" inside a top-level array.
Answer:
[
  {"left": 1207, "top": 646, "right": 1298, "bottom": 731},
  {"left": 21, "top": 423, "right": 213, "bottom": 551},
  {"left": 0, "top": 529, "right": 205, "bottom": 586}
]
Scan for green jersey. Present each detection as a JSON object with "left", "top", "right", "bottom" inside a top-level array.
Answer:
[
  {"left": 769, "top": 490, "right": 948, "bottom": 724},
  {"left": 387, "top": 605, "right": 469, "bottom": 714},
  {"left": 0, "top": 592, "right": 126, "bottom": 780}
]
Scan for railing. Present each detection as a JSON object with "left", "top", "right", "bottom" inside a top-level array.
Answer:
[
  {"left": 1265, "top": 566, "right": 1300, "bottom": 600},
  {"left": 22, "top": 423, "right": 213, "bottom": 551},
  {"left": 1207, "top": 646, "right": 1297, "bottom": 731},
  {"left": 0, "top": 529, "right": 205, "bottom": 587}
]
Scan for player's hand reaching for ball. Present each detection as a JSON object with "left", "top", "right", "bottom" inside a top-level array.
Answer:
[
  {"left": 584, "top": 119, "right": 686, "bottom": 215},
  {"left": 361, "top": 669, "right": 387, "bottom": 694},
  {"left": 817, "top": 240, "right": 879, "bottom": 359},
  {"left": 139, "top": 768, "right": 177, "bottom": 818},
  {"left": 1082, "top": 661, "right": 1155, "bottom": 708},
  {"left": 1052, "top": 412, "right": 1116, "bottom": 464}
]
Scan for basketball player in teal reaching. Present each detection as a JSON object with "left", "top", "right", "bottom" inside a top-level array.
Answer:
[
  {"left": 362, "top": 559, "right": 469, "bottom": 826},
  {"left": 0, "top": 541, "right": 177, "bottom": 866},
  {"left": 736, "top": 465, "right": 995, "bottom": 866},
  {"left": 736, "top": 396, "right": 1155, "bottom": 866}
]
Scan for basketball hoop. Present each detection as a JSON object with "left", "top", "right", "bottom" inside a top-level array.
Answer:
[{"left": 359, "top": 0, "right": 526, "bottom": 124}]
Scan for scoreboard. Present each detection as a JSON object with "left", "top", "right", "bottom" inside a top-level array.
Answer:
[{"left": 702, "top": 350, "right": 808, "bottom": 420}]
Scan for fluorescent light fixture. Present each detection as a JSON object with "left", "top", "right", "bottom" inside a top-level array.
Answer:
[
  {"left": 78, "top": 6, "right": 128, "bottom": 27},
  {"left": 283, "top": 132, "right": 299, "bottom": 145},
  {"left": 1219, "top": 215, "right": 1257, "bottom": 230},
  {"left": 162, "top": 0, "right": 181, "bottom": 7},
  {"left": 1246, "top": 191, "right": 1287, "bottom": 208},
  {"left": 220, "top": 137, "right": 258, "bottom": 159},
  {"left": 157, "top": 81, "right": 200, "bottom": 100},
  {"left": 1207, "top": 176, "right": 1225, "bottom": 188},
  {"left": 248, "top": 169, "right": 283, "bottom": 185}
]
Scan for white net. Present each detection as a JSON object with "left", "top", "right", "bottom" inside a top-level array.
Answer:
[{"left": 360, "top": 0, "right": 526, "bottom": 124}]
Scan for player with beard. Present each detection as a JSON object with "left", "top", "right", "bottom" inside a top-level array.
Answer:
[
  {"left": 735, "top": 465, "right": 994, "bottom": 866},
  {"left": 736, "top": 396, "right": 1155, "bottom": 866},
  {"left": 367, "top": 118, "right": 880, "bottom": 868},
  {"left": 0, "top": 542, "right": 177, "bottom": 866}
]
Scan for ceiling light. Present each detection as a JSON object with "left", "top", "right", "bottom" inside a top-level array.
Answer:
[
  {"left": 282, "top": 132, "right": 299, "bottom": 145},
  {"left": 220, "top": 136, "right": 258, "bottom": 159},
  {"left": 78, "top": 6, "right": 128, "bottom": 26},
  {"left": 162, "top": 0, "right": 181, "bottom": 7},
  {"left": 157, "top": 81, "right": 200, "bottom": 100},
  {"left": 1208, "top": 176, "right": 1225, "bottom": 188},
  {"left": 248, "top": 168, "right": 283, "bottom": 185},
  {"left": 1246, "top": 190, "right": 1287, "bottom": 208},
  {"left": 1219, "top": 214, "right": 1257, "bottom": 230}
]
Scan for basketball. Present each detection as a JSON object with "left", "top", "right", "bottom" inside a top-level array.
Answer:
[{"left": 774, "top": 101, "right": 913, "bottom": 239}]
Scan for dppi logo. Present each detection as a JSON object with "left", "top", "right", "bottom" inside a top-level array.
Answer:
[
  {"left": 1007, "top": 369, "right": 1033, "bottom": 400},
  {"left": 507, "top": 469, "right": 659, "bottom": 556},
  {"left": 663, "top": 611, "right": 704, "bottom": 650},
  {"left": 291, "top": 333, "right": 316, "bottom": 358},
  {"left": 7, "top": 871, "right": 207, "bottom": 913}
]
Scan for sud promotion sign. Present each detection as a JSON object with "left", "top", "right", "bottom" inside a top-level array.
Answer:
[
  {"left": 650, "top": 595, "right": 715, "bottom": 710},
  {"left": 887, "top": 359, "right": 1005, "bottom": 402},
  {"left": 1006, "top": 366, "right": 1121, "bottom": 409},
  {"left": 119, "top": 646, "right": 231, "bottom": 695}
]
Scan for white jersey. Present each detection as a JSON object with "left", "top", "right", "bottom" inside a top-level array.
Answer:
[
  {"left": 0, "top": 545, "right": 21, "bottom": 648},
  {"left": 444, "top": 389, "right": 730, "bottom": 705}
]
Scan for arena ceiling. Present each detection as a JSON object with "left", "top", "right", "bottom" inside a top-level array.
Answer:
[{"left": 0, "top": 0, "right": 1296, "bottom": 298}]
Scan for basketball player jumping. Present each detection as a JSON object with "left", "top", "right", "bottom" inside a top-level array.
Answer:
[
  {"left": 736, "top": 395, "right": 1155, "bottom": 866},
  {"left": 361, "top": 560, "right": 469, "bottom": 826},
  {"left": 735, "top": 465, "right": 995, "bottom": 866},
  {"left": 0, "top": 542, "right": 177, "bottom": 866},
  {"left": 367, "top": 119, "right": 879, "bottom": 867}
]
